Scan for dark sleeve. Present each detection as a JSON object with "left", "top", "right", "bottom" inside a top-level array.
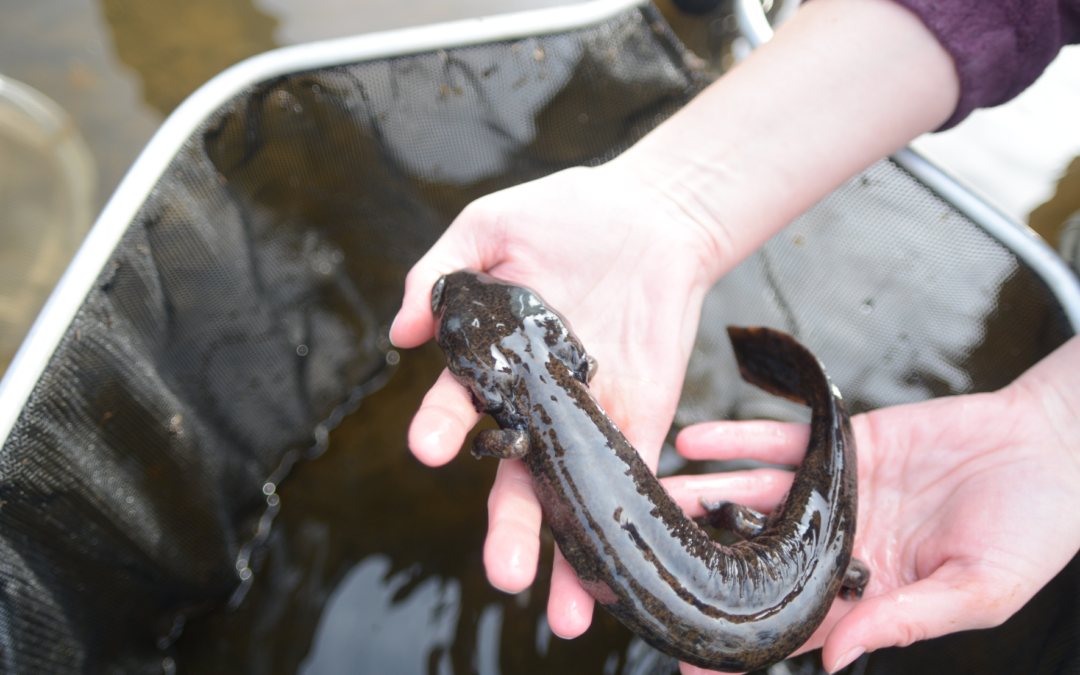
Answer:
[{"left": 891, "top": 0, "right": 1080, "bottom": 129}]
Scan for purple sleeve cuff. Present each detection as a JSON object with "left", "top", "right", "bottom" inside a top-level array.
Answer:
[{"left": 891, "top": 0, "right": 1080, "bottom": 130}]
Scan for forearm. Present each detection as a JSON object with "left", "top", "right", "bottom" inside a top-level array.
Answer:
[{"left": 614, "top": 0, "right": 959, "bottom": 282}]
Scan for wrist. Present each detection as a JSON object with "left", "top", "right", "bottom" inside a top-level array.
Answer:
[
  {"left": 600, "top": 153, "right": 732, "bottom": 290},
  {"left": 608, "top": 0, "right": 959, "bottom": 282},
  {"left": 1007, "top": 336, "right": 1080, "bottom": 462}
]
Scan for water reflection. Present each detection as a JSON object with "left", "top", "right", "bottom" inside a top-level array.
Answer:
[
  {"left": 474, "top": 603, "right": 504, "bottom": 675},
  {"left": 299, "top": 555, "right": 461, "bottom": 675}
]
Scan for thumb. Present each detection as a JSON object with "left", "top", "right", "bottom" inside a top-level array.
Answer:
[
  {"left": 821, "top": 563, "right": 1021, "bottom": 672},
  {"left": 389, "top": 225, "right": 490, "bottom": 349},
  {"left": 389, "top": 258, "right": 453, "bottom": 349}
]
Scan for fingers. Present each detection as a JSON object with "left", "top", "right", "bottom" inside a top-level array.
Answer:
[
  {"left": 389, "top": 208, "right": 495, "bottom": 349},
  {"left": 484, "top": 457, "right": 596, "bottom": 638},
  {"left": 821, "top": 564, "right": 1024, "bottom": 673},
  {"left": 661, "top": 469, "right": 795, "bottom": 516},
  {"left": 677, "top": 421, "right": 811, "bottom": 465},
  {"left": 483, "top": 459, "right": 543, "bottom": 593},
  {"left": 407, "top": 368, "right": 482, "bottom": 466},
  {"left": 547, "top": 545, "right": 595, "bottom": 639}
]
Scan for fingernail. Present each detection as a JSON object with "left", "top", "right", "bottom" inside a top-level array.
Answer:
[
  {"left": 831, "top": 647, "right": 865, "bottom": 673},
  {"left": 488, "top": 579, "right": 514, "bottom": 594},
  {"left": 389, "top": 312, "right": 401, "bottom": 348}
]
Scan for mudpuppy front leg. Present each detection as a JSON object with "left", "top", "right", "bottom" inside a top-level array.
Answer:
[
  {"left": 840, "top": 558, "right": 870, "bottom": 600},
  {"left": 472, "top": 429, "right": 530, "bottom": 460},
  {"left": 586, "top": 356, "right": 598, "bottom": 383}
]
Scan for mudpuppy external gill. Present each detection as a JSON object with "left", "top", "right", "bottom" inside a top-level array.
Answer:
[{"left": 430, "top": 269, "right": 868, "bottom": 672}]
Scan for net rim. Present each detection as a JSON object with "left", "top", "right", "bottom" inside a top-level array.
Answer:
[
  {"left": 892, "top": 147, "right": 1080, "bottom": 331},
  {"left": 0, "top": 0, "right": 648, "bottom": 445}
]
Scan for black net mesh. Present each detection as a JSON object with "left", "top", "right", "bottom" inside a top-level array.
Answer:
[
  {"left": 682, "top": 157, "right": 1071, "bottom": 427},
  {"left": 0, "top": 3, "right": 1075, "bottom": 674}
]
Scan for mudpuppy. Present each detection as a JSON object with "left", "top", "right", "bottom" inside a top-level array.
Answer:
[{"left": 431, "top": 269, "right": 868, "bottom": 672}]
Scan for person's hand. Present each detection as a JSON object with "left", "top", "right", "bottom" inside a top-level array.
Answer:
[
  {"left": 663, "top": 336, "right": 1080, "bottom": 674},
  {"left": 390, "top": 159, "right": 727, "bottom": 637},
  {"left": 390, "top": 0, "right": 965, "bottom": 652}
]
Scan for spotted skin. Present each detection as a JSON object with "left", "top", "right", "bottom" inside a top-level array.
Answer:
[{"left": 431, "top": 270, "right": 867, "bottom": 672}]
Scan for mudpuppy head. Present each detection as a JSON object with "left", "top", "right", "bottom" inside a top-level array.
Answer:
[{"left": 431, "top": 270, "right": 591, "bottom": 415}]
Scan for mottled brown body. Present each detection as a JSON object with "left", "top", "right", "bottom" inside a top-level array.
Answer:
[{"left": 431, "top": 270, "right": 867, "bottom": 672}]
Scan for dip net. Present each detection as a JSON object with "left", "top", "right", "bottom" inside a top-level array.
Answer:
[{"left": 0, "top": 2, "right": 1076, "bottom": 674}]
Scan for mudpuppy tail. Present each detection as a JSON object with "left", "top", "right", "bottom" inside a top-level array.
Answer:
[
  {"left": 725, "top": 325, "right": 870, "bottom": 601},
  {"left": 726, "top": 326, "right": 831, "bottom": 409}
]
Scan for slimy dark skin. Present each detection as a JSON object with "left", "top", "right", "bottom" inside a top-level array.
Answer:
[{"left": 431, "top": 270, "right": 869, "bottom": 672}]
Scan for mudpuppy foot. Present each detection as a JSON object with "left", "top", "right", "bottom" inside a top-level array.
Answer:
[
  {"left": 586, "top": 355, "right": 598, "bottom": 383},
  {"left": 700, "top": 498, "right": 767, "bottom": 539},
  {"left": 471, "top": 428, "right": 530, "bottom": 460},
  {"left": 839, "top": 558, "right": 871, "bottom": 600}
]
